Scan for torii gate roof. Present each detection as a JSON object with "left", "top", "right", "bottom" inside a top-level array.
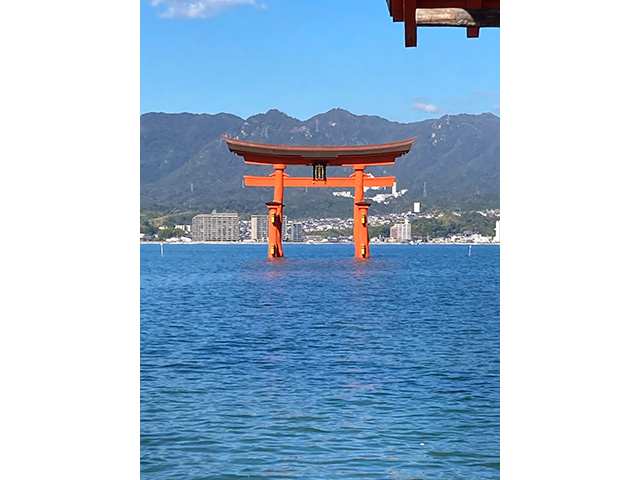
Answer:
[{"left": 222, "top": 136, "right": 416, "bottom": 166}]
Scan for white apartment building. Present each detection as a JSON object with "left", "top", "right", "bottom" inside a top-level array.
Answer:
[
  {"left": 250, "top": 215, "right": 289, "bottom": 242},
  {"left": 390, "top": 218, "right": 412, "bottom": 242},
  {"left": 285, "top": 221, "right": 304, "bottom": 242},
  {"left": 250, "top": 215, "right": 269, "bottom": 242},
  {"left": 192, "top": 210, "right": 239, "bottom": 241}
]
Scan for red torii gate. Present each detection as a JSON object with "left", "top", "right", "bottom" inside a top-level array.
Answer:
[{"left": 223, "top": 136, "right": 416, "bottom": 259}]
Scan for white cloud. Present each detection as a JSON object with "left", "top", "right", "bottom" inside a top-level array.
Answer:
[
  {"left": 151, "top": 0, "right": 266, "bottom": 19},
  {"left": 413, "top": 90, "right": 500, "bottom": 116},
  {"left": 412, "top": 102, "right": 440, "bottom": 114}
]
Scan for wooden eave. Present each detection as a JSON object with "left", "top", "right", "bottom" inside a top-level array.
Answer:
[
  {"left": 223, "top": 136, "right": 416, "bottom": 167},
  {"left": 386, "top": 0, "right": 500, "bottom": 47}
]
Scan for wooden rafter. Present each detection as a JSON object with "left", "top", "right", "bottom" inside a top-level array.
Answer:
[{"left": 386, "top": 0, "right": 500, "bottom": 47}]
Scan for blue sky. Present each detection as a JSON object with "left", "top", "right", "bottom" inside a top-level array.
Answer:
[{"left": 141, "top": 0, "right": 499, "bottom": 123}]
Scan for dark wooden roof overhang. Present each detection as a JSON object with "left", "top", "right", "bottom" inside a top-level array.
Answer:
[
  {"left": 386, "top": 0, "right": 500, "bottom": 47},
  {"left": 223, "top": 136, "right": 416, "bottom": 167}
]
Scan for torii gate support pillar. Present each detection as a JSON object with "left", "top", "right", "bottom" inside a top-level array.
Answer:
[
  {"left": 354, "top": 201, "right": 372, "bottom": 259},
  {"left": 264, "top": 163, "right": 286, "bottom": 258},
  {"left": 265, "top": 201, "right": 284, "bottom": 258}
]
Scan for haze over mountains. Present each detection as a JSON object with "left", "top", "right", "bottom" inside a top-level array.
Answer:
[{"left": 140, "top": 108, "right": 499, "bottom": 218}]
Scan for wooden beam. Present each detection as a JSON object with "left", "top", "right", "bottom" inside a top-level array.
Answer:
[
  {"left": 416, "top": 0, "right": 500, "bottom": 8},
  {"left": 466, "top": 0, "right": 482, "bottom": 35},
  {"left": 393, "top": 0, "right": 404, "bottom": 21},
  {"left": 387, "top": 0, "right": 405, "bottom": 21},
  {"left": 244, "top": 176, "right": 396, "bottom": 188},
  {"left": 416, "top": 8, "right": 500, "bottom": 28},
  {"left": 466, "top": 26, "right": 480, "bottom": 37},
  {"left": 242, "top": 153, "right": 399, "bottom": 167},
  {"left": 404, "top": 0, "right": 417, "bottom": 47}
]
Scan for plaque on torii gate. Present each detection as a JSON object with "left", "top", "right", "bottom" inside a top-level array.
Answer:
[{"left": 223, "top": 136, "right": 416, "bottom": 259}]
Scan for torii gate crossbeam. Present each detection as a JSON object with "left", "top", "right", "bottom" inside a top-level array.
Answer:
[{"left": 223, "top": 136, "right": 416, "bottom": 259}]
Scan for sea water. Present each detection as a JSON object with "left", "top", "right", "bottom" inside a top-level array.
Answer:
[{"left": 140, "top": 243, "right": 500, "bottom": 479}]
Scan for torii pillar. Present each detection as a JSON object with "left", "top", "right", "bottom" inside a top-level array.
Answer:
[
  {"left": 223, "top": 136, "right": 416, "bottom": 259},
  {"left": 354, "top": 201, "right": 372, "bottom": 258},
  {"left": 265, "top": 163, "right": 286, "bottom": 258},
  {"left": 265, "top": 201, "right": 284, "bottom": 258}
]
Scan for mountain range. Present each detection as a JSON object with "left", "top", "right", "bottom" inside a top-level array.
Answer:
[{"left": 140, "top": 108, "right": 499, "bottom": 218}]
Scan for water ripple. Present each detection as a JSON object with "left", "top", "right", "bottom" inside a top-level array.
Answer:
[{"left": 141, "top": 244, "right": 499, "bottom": 479}]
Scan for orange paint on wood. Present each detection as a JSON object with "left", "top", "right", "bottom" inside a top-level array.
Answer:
[
  {"left": 243, "top": 176, "right": 396, "bottom": 188},
  {"left": 354, "top": 202, "right": 372, "bottom": 259},
  {"left": 265, "top": 201, "right": 284, "bottom": 258}
]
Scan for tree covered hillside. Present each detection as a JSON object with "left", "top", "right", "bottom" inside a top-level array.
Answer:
[{"left": 141, "top": 109, "right": 499, "bottom": 219}]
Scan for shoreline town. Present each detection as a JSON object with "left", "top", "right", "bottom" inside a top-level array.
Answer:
[{"left": 141, "top": 207, "right": 500, "bottom": 245}]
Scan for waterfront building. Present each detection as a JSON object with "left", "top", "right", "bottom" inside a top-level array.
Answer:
[
  {"left": 251, "top": 215, "right": 288, "bottom": 242},
  {"left": 494, "top": 220, "right": 500, "bottom": 243},
  {"left": 192, "top": 210, "right": 239, "bottom": 242},
  {"left": 285, "top": 221, "right": 304, "bottom": 242},
  {"left": 250, "top": 215, "right": 269, "bottom": 242},
  {"left": 390, "top": 218, "right": 412, "bottom": 242}
]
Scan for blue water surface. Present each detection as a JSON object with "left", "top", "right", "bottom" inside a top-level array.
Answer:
[{"left": 140, "top": 243, "right": 500, "bottom": 479}]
